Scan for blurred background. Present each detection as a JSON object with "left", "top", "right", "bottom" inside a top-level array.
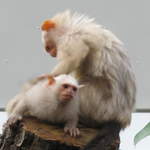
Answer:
[{"left": 0, "top": 0, "right": 150, "bottom": 110}]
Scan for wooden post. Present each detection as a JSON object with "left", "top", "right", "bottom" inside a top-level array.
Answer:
[{"left": 0, "top": 117, "right": 120, "bottom": 150}]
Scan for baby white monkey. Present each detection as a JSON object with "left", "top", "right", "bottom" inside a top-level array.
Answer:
[{"left": 6, "top": 74, "right": 81, "bottom": 136}]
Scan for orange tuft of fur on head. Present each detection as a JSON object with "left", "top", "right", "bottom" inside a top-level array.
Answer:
[{"left": 41, "top": 20, "right": 56, "bottom": 31}]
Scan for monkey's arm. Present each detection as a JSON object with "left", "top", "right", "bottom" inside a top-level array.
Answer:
[
  {"left": 51, "top": 58, "right": 79, "bottom": 76},
  {"left": 51, "top": 38, "right": 89, "bottom": 76},
  {"left": 64, "top": 117, "right": 80, "bottom": 137}
]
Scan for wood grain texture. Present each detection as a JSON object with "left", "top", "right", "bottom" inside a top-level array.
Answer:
[{"left": 0, "top": 117, "right": 120, "bottom": 150}]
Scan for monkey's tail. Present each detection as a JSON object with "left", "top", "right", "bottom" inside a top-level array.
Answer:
[
  {"left": 6, "top": 94, "right": 23, "bottom": 115},
  {"left": 83, "top": 121, "right": 121, "bottom": 150},
  {"left": 6, "top": 78, "right": 39, "bottom": 115}
]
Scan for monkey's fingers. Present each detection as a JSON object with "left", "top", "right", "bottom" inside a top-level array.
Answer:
[
  {"left": 37, "top": 74, "right": 50, "bottom": 80},
  {"left": 64, "top": 127, "right": 80, "bottom": 137},
  {"left": 72, "top": 128, "right": 80, "bottom": 137}
]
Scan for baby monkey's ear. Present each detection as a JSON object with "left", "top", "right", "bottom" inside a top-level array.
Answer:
[
  {"left": 78, "top": 84, "right": 86, "bottom": 89},
  {"left": 47, "top": 75, "right": 56, "bottom": 85}
]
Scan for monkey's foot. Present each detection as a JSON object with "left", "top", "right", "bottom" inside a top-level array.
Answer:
[
  {"left": 64, "top": 126, "right": 80, "bottom": 137},
  {"left": 7, "top": 115, "right": 22, "bottom": 125}
]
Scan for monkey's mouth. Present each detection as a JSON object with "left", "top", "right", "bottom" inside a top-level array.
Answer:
[
  {"left": 62, "top": 94, "right": 73, "bottom": 100},
  {"left": 45, "top": 46, "right": 57, "bottom": 57},
  {"left": 48, "top": 48, "right": 57, "bottom": 57}
]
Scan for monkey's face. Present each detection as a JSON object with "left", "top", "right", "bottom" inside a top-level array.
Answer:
[
  {"left": 43, "top": 38, "right": 57, "bottom": 57},
  {"left": 45, "top": 42, "right": 57, "bottom": 57},
  {"left": 42, "top": 32, "right": 57, "bottom": 57},
  {"left": 41, "top": 20, "right": 57, "bottom": 57},
  {"left": 58, "top": 83, "right": 78, "bottom": 102}
]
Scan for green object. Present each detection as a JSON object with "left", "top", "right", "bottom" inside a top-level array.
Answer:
[{"left": 134, "top": 122, "right": 150, "bottom": 145}]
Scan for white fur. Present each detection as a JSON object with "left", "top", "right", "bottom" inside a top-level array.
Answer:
[
  {"left": 6, "top": 75, "right": 79, "bottom": 128},
  {"left": 42, "top": 10, "right": 136, "bottom": 128}
]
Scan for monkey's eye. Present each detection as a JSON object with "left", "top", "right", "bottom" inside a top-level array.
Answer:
[
  {"left": 73, "top": 87, "right": 77, "bottom": 92},
  {"left": 63, "top": 84, "right": 69, "bottom": 89},
  {"left": 45, "top": 46, "right": 51, "bottom": 52}
]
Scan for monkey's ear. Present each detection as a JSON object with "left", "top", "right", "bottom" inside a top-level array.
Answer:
[
  {"left": 78, "top": 84, "right": 85, "bottom": 89},
  {"left": 47, "top": 76, "right": 56, "bottom": 85},
  {"left": 41, "top": 20, "right": 56, "bottom": 31}
]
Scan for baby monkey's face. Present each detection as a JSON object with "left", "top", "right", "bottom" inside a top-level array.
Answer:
[{"left": 58, "top": 83, "right": 78, "bottom": 102}]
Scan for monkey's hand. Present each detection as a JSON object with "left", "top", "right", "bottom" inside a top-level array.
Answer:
[
  {"left": 22, "top": 74, "right": 51, "bottom": 91},
  {"left": 64, "top": 125, "right": 80, "bottom": 137},
  {"left": 37, "top": 74, "right": 57, "bottom": 81},
  {"left": 37, "top": 74, "right": 51, "bottom": 80}
]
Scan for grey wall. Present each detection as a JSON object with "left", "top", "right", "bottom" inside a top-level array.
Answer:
[{"left": 0, "top": 0, "right": 149, "bottom": 109}]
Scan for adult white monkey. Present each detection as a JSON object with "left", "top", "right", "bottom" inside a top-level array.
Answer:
[
  {"left": 40, "top": 10, "right": 136, "bottom": 149},
  {"left": 41, "top": 10, "right": 136, "bottom": 129}
]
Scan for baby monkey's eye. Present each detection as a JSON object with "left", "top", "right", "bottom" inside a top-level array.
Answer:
[
  {"left": 73, "top": 87, "right": 77, "bottom": 92},
  {"left": 63, "top": 84, "right": 69, "bottom": 89}
]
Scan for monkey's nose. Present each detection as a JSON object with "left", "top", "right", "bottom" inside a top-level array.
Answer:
[{"left": 67, "top": 91, "right": 74, "bottom": 96}]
